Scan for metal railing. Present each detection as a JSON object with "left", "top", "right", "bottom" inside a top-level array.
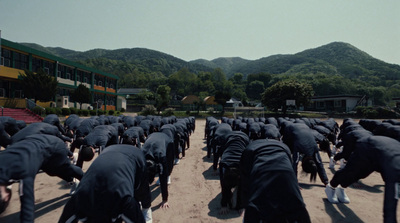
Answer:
[{"left": 25, "top": 98, "right": 45, "bottom": 116}]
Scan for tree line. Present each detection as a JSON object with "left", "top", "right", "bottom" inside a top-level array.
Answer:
[{"left": 18, "top": 65, "right": 400, "bottom": 115}]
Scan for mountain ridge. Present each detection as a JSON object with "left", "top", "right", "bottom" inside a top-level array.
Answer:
[{"left": 19, "top": 41, "right": 400, "bottom": 82}]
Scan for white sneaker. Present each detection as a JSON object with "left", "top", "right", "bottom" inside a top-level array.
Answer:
[
  {"left": 69, "top": 180, "right": 80, "bottom": 195},
  {"left": 331, "top": 146, "right": 337, "bottom": 156},
  {"left": 174, "top": 158, "right": 180, "bottom": 165},
  {"left": 156, "top": 177, "right": 171, "bottom": 185},
  {"left": 329, "top": 156, "right": 335, "bottom": 169},
  {"left": 339, "top": 159, "right": 346, "bottom": 169},
  {"left": 141, "top": 208, "right": 153, "bottom": 223},
  {"left": 325, "top": 184, "right": 339, "bottom": 204},
  {"left": 336, "top": 187, "right": 350, "bottom": 203}
]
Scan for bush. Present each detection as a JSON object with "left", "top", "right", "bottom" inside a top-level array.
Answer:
[
  {"left": 162, "top": 108, "right": 175, "bottom": 117},
  {"left": 108, "top": 110, "right": 115, "bottom": 116},
  {"left": 141, "top": 105, "right": 157, "bottom": 116},
  {"left": 81, "top": 109, "right": 89, "bottom": 116},
  {"left": 97, "top": 110, "right": 104, "bottom": 115},
  {"left": 355, "top": 106, "right": 398, "bottom": 119},
  {"left": 62, "top": 108, "right": 71, "bottom": 116},
  {"left": 55, "top": 108, "right": 62, "bottom": 116},
  {"left": 45, "top": 107, "right": 56, "bottom": 115},
  {"left": 365, "top": 109, "right": 379, "bottom": 119},
  {"left": 32, "top": 106, "right": 44, "bottom": 115},
  {"left": 120, "top": 107, "right": 126, "bottom": 113},
  {"left": 89, "top": 110, "right": 97, "bottom": 116},
  {"left": 69, "top": 107, "right": 78, "bottom": 114}
]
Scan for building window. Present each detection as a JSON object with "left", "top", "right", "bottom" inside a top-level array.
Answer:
[
  {"left": 14, "top": 52, "right": 28, "bottom": 70},
  {"left": 1, "top": 49, "right": 11, "bottom": 67},
  {"left": 316, "top": 101, "right": 325, "bottom": 109},
  {"left": 334, "top": 100, "right": 342, "bottom": 107},
  {"left": 14, "top": 90, "right": 23, "bottom": 98},
  {"left": 0, "top": 88, "right": 5, "bottom": 97},
  {"left": 32, "top": 57, "right": 44, "bottom": 72}
]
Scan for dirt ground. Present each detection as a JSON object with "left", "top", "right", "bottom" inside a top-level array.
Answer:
[{"left": 1, "top": 118, "right": 399, "bottom": 222}]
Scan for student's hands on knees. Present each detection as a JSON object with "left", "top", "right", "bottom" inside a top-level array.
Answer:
[{"left": 160, "top": 200, "right": 169, "bottom": 209}]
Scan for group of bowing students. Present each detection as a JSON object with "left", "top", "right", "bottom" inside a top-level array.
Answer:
[
  {"left": 0, "top": 113, "right": 195, "bottom": 223},
  {"left": 205, "top": 116, "right": 400, "bottom": 223}
]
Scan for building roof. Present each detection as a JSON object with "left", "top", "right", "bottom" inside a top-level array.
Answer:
[
  {"left": 1, "top": 38, "right": 119, "bottom": 80},
  {"left": 311, "top": 95, "right": 363, "bottom": 100},
  {"left": 204, "top": 96, "right": 217, "bottom": 105},
  {"left": 181, "top": 95, "right": 200, "bottom": 104},
  {"left": 117, "top": 88, "right": 148, "bottom": 95}
]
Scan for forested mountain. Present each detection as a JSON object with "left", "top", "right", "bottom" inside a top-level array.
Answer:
[
  {"left": 21, "top": 43, "right": 213, "bottom": 77},
  {"left": 20, "top": 41, "right": 400, "bottom": 106},
  {"left": 190, "top": 57, "right": 250, "bottom": 77},
  {"left": 22, "top": 41, "right": 400, "bottom": 82},
  {"left": 191, "top": 42, "right": 400, "bottom": 81}
]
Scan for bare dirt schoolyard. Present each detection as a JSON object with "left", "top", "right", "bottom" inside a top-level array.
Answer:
[{"left": 1, "top": 118, "right": 399, "bottom": 222}]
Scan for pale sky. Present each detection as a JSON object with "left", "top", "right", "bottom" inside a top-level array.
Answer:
[{"left": 1, "top": 0, "right": 399, "bottom": 64}]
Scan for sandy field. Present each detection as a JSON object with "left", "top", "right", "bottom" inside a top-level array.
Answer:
[{"left": 1, "top": 118, "right": 399, "bottom": 222}]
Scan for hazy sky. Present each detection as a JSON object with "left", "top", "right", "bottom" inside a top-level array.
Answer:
[{"left": 1, "top": 0, "right": 399, "bottom": 64}]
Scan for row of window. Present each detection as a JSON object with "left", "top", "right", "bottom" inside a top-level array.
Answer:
[
  {"left": 1, "top": 47, "right": 116, "bottom": 89},
  {"left": 315, "top": 100, "right": 343, "bottom": 108}
]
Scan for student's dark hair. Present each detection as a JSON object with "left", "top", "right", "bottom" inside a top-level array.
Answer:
[
  {"left": 66, "top": 129, "right": 74, "bottom": 138},
  {"left": 80, "top": 145, "right": 95, "bottom": 161},
  {"left": 74, "top": 137, "right": 85, "bottom": 148},
  {"left": 327, "top": 132, "right": 336, "bottom": 144},
  {"left": 319, "top": 139, "right": 331, "bottom": 153},
  {"left": 302, "top": 156, "right": 317, "bottom": 182}
]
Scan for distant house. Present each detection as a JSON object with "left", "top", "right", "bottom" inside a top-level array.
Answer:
[
  {"left": 181, "top": 95, "right": 200, "bottom": 111},
  {"left": 204, "top": 96, "right": 217, "bottom": 105},
  {"left": 307, "top": 95, "right": 370, "bottom": 112},
  {"left": 225, "top": 97, "right": 243, "bottom": 107},
  {"left": 117, "top": 88, "right": 149, "bottom": 98},
  {"left": 181, "top": 95, "right": 200, "bottom": 104},
  {"left": 117, "top": 88, "right": 149, "bottom": 112}
]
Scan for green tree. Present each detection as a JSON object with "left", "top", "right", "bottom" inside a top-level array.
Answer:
[
  {"left": 262, "top": 80, "right": 314, "bottom": 114},
  {"left": 19, "top": 68, "right": 58, "bottom": 103},
  {"left": 232, "top": 88, "right": 248, "bottom": 105},
  {"left": 168, "top": 68, "right": 198, "bottom": 97},
  {"left": 246, "top": 80, "right": 265, "bottom": 100},
  {"left": 214, "top": 81, "right": 233, "bottom": 114},
  {"left": 230, "top": 73, "right": 244, "bottom": 85},
  {"left": 155, "top": 85, "right": 171, "bottom": 112},
  {"left": 135, "top": 90, "right": 154, "bottom": 101},
  {"left": 70, "top": 84, "right": 92, "bottom": 109},
  {"left": 247, "top": 72, "right": 272, "bottom": 87}
]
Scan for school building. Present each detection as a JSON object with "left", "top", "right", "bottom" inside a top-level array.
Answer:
[{"left": 0, "top": 38, "right": 119, "bottom": 111}]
